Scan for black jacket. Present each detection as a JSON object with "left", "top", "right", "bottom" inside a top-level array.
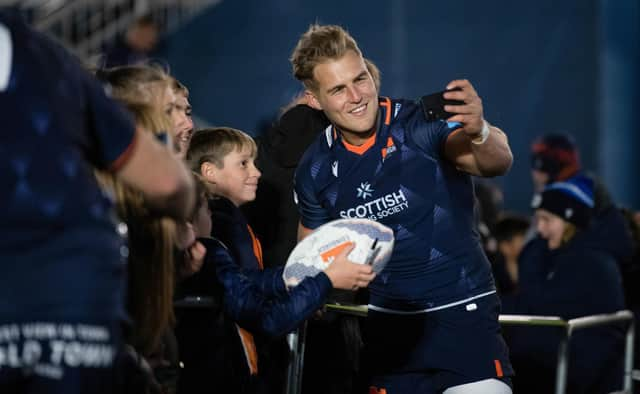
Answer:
[
  {"left": 244, "top": 105, "right": 329, "bottom": 268},
  {"left": 502, "top": 231, "right": 625, "bottom": 394}
]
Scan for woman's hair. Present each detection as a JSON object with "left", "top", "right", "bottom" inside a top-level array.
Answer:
[
  {"left": 96, "top": 102, "right": 176, "bottom": 356},
  {"left": 189, "top": 172, "right": 212, "bottom": 222},
  {"left": 95, "top": 64, "right": 172, "bottom": 110},
  {"left": 560, "top": 222, "right": 577, "bottom": 246}
]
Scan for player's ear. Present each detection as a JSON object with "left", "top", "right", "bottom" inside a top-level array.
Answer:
[{"left": 305, "top": 90, "right": 323, "bottom": 111}]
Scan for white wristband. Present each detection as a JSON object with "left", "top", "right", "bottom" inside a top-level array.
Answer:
[{"left": 471, "top": 120, "right": 490, "bottom": 145}]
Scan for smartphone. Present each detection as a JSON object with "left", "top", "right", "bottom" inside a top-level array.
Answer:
[{"left": 420, "top": 87, "right": 464, "bottom": 121}]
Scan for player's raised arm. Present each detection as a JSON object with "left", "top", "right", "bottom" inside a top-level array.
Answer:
[{"left": 442, "top": 79, "right": 513, "bottom": 177}]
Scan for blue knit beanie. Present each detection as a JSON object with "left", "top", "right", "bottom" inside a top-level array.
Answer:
[{"left": 531, "top": 176, "right": 594, "bottom": 228}]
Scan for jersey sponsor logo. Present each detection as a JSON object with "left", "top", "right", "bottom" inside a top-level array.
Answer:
[
  {"left": 340, "top": 188, "right": 409, "bottom": 221},
  {"left": 357, "top": 182, "right": 374, "bottom": 200}
]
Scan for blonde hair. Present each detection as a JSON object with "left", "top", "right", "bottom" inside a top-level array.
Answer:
[
  {"left": 95, "top": 102, "right": 176, "bottom": 356},
  {"left": 364, "top": 58, "right": 381, "bottom": 91},
  {"left": 186, "top": 127, "right": 257, "bottom": 173},
  {"left": 561, "top": 222, "right": 577, "bottom": 246},
  {"left": 126, "top": 101, "right": 173, "bottom": 141},
  {"left": 172, "top": 77, "right": 189, "bottom": 97},
  {"left": 96, "top": 64, "right": 172, "bottom": 114},
  {"left": 290, "top": 24, "right": 362, "bottom": 91},
  {"left": 189, "top": 172, "right": 213, "bottom": 221}
]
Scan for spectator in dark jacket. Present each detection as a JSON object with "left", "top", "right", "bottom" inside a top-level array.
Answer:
[
  {"left": 529, "top": 133, "right": 634, "bottom": 266},
  {"left": 503, "top": 177, "right": 625, "bottom": 394},
  {"left": 526, "top": 132, "right": 634, "bottom": 301}
]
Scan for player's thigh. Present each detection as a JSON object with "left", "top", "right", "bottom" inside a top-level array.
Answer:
[
  {"left": 442, "top": 378, "right": 512, "bottom": 394},
  {"left": 369, "top": 372, "right": 437, "bottom": 394}
]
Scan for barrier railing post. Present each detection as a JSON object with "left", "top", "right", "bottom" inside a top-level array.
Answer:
[
  {"left": 625, "top": 318, "right": 635, "bottom": 391},
  {"left": 285, "top": 321, "right": 308, "bottom": 394},
  {"left": 172, "top": 299, "right": 634, "bottom": 394},
  {"left": 555, "top": 338, "right": 569, "bottom": 394},
  {"left": 319, "top": 306, "right": 634, "bottom": 394}
]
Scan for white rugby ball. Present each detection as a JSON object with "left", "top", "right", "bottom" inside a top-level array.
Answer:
[{"left": 283, "top": 218, "right": 394, "bottom": 287}]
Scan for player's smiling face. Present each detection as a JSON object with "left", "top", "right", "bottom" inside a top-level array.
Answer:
[{"left": 306, "top": 50, "right": 378, "bottom": 144}]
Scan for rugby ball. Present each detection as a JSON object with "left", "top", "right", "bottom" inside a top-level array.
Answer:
[{"left": 283, "top": 218, "right": 394, "bottom": 287}]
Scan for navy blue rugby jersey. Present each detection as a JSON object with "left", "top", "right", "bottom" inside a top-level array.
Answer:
[
  {"left": 294, "top": 97, "right": 495, "bottom": 311},
  {"left": 0, "top": 11, "right": 136, "bottom": 321}
]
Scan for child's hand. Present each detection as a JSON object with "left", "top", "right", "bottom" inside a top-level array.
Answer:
[{"left": 324, "top": 243, "right": 376, "bottom": 291}]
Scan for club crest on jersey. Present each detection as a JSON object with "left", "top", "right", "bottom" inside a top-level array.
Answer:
[
  {"left": 381, "top": 137, "right": 396, "bottom": 162},
  {"left": 357, "top": 182, "right": 374, "bottom": 200}
]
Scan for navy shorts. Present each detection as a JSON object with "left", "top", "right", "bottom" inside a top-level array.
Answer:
[
  {"left": 0, "top": 319, "right": 121, "bottom": 394},
  {"left": 363, "top": 293, "right": 513, "bottom": 393}
]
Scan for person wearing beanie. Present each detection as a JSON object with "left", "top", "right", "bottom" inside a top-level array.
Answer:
[
  {"left": 501, "top": 177, "right": 625, "bottom": 393},
  {"left": 532, "top": 177, "right": 594, "bottom": 249},
  {"left": 527, "top": 133, "right": 634, "bottom": 303},
  {"left": 530, "top": 133, "right": 581, "bottom": 192}
]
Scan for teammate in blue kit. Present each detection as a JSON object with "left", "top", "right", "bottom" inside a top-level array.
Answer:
[
  {"left": 0, "top": 9, "right": 194, "bottom": 394},
  {"left": 291, "top": 24, "right": 514, "bottom": 393}
]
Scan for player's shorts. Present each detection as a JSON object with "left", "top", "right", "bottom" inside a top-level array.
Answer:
[
  {"left": 0, "top": 319, "right": 121, "bottom": 394},
  {"left": 363, "top": 293, "right": 513, "bottom": 394}
]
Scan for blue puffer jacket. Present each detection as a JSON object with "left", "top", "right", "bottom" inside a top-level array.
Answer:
[{"left": 200, "top": 236, "right": 333, "bottom": 337}]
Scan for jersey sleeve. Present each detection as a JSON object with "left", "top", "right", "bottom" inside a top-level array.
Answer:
[
  {"left": 293, "top": 156, "right": 332, "bottom": 230},
  {"left": 406, "top": 102, "right": 461, "bottom": 160},
  {"left": 81, "top": 70, "right": 137, "bottom": 172}
]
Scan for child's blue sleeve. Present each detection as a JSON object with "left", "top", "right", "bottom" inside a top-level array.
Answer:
[
  {"left": 244, "top": 266, "right": 288, "bottom": 298},
  {"left": 204, "top": 238, "right": 333, "bottom": 337}
]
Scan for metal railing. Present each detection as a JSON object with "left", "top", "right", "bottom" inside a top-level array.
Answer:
[
  {"left": 171, "top": 298, "right": 634, "bottom": 394},
  {"left": 315, "top": 305, "right": 635, "bottom": 394},
  {"left": 499, "top": 311, "right": 635, "bottom": 394},
  {"left": 4, "top": 0, "right": 220, "bottom": 61}
]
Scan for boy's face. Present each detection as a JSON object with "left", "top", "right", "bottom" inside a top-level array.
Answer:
[{"left": 204, "top": 146, "right": 261, "bottom": 206}]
